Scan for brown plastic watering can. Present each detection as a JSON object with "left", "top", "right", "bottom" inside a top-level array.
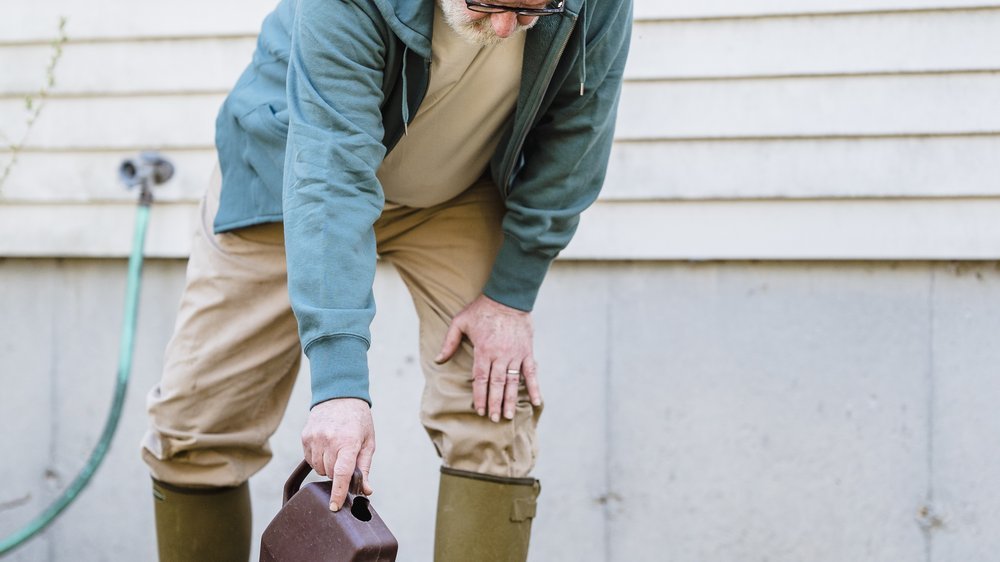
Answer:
[{"left": 260, "top": 460, "right": 398, "bottom": 561}]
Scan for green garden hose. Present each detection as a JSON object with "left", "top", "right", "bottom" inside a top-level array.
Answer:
[{"left": 0, "top": 153, "right": 171, "bottom": 557}]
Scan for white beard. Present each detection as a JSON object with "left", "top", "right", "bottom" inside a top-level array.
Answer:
[{"left": 437, "top": 0, "right": 537, "bottom": 47}]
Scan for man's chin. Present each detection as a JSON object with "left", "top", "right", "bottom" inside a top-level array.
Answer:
[
  {"left": 453, "top": 20, "right": 536, "bottom": 47},
  {"left": 449, "top": 16, "right": 513, "bottom": 46},
  {"left": 455, "top": 26, "right": 506, "bottom": 46}
]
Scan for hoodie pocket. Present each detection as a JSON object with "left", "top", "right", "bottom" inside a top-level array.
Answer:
[{"left": 235, "top": 103, "right": 289, "bottom": 208}]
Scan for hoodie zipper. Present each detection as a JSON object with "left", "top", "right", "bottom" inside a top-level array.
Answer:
[{"left": 501, "top": 13, "right": 578, "bottom": 197}]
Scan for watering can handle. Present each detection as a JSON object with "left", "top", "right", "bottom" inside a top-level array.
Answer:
[{"left": 283, "top": 460, "right": 365, "bottom": 506}]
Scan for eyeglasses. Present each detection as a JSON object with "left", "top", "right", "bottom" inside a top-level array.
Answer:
[{"left": 465, "top": 0, "right": 565, "bottom": 16}]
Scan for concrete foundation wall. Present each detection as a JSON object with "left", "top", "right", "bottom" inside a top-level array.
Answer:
[{"left": 1, "top": 258, "right": 997, "bottom": 561}]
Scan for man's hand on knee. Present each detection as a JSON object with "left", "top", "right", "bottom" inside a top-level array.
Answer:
[
  {"left": 301, "top": 397, "right": 376, "bottom": 511},
  {"left": 434, "top": 294, "right": 543, "bottom": 423}
]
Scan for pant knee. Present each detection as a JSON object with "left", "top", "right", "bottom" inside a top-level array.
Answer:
[
  {"left": 141, "top": 429, "right": 269, "bottom": 488},
  {"left": 422, "top": 397, "right": 541, "bottom": 478}
]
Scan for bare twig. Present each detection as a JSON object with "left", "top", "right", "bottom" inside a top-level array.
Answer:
[{"left": 0, "top": 17, "right": 69, "bottom": 193}]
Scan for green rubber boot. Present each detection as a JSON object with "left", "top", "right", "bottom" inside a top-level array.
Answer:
[
  {"left": 434, "top": 467, "right": 541, "bottom": 562},
  {"left": 152, "top": 479, "right": 252, "bottom": 562}
]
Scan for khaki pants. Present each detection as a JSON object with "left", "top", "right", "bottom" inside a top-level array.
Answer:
[{"left": 141, "top": 170, "right": 541, "bottom": 487}]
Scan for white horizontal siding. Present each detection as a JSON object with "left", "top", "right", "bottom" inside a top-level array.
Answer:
[
  {"left": 7, "top": 10, "right": 1000, "bottom": 96},
  {"left": 4, "top": 73, "right": 996, "bottom": 147},
  {"left": 4, "top": 135, "right": 999, "bottom": 205},
  {"left": 628, "top": 10, "right": 1000, "bottom": 79},
  {"left": 568, "top": 198, "right": 1000, "bottom": 260},
  {"left": 634, "top": 1, "right": 1000, "bottom": 19},
  {"left": 0, "top": 39, "right": 256, "bottom": 95},
  {"left": 1, "top": 2, "right": 997, "bottom": 260},
  {"left": 0, "top": 202, "right": 199, "bottom": 258},
  {"left": 0, "top": 150, "right": 216, "bottom": 203},
  {"left": 0, "top": 0, "right": 275, "bottom": 43},
  {"left": 3, "top": 0, "right": 995, "bottom": 44},
  {"left": 603, "top": 136, "right": 1000, "bottom": 200},
  {"left": 2, "top": 198, "right": 999, "bottom": 259},
  {"left": 0, "top": 95, "right": 222, "bottom": 149},
  {"left": 619, "top": 74, "right": 1000, "bottom": 139}
]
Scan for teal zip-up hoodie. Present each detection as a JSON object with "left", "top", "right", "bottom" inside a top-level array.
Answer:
[{"left": 213, "top": 0, "right": 632, "bottom": 407}]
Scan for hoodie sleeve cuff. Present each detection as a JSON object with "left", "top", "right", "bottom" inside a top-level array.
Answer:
[
  {"left": 482, "top": 234, "right": 555, "bottom": 312},
  {"left": 305, "top": 334, "right": 371, "bottom": 407}
]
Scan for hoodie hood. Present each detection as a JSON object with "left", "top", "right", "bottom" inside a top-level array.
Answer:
[
  {"left": 371, "top": 0, "right": 434, "bottom": 58},
  {"left": 369, "top": 0, "right": 586, "bottom": 63}
]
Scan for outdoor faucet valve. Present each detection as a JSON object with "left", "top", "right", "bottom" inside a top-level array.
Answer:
[{"left": 119, "top": 152, "right": 174, "bottom": 205}]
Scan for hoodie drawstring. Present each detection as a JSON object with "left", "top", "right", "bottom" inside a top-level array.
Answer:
[
  {"left": 578, "top": 3, "right": 587, "bottom": 96},
  {"left": 401, "top": 45, "right": 410, "bottom": 135}
]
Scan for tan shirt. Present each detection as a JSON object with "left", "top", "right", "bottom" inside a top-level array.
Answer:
[{"left": 377, "top": 5, "right": 525, "bottom": 208}]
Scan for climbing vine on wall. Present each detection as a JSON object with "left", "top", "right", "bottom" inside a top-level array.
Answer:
[{"left": 0, "top": 17, "right": 69, "bottom": 194}]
